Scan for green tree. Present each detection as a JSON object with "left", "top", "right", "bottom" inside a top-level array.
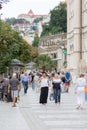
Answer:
[
  {"left": 5, "top": 17, "right": 16, "bottom": 25},
  {"left": 32, "top": 34, "right": 40, "bottom": 47},
  {"left": 41, "top": 2, "right": 67, "bottom": 36},
  {"left": 0, "top": 20, "right": 38, "bottom": 73},
  {"left": 5, "top": 18, "right": 29, "bottom": 25},
  {"left": 50, "top": 2, "right": 67, "bottom": 33},
  {"left": 34, "top": 54, "right": 57, "bottom": 71},
  {"left": 33, "top": 17, "right": 43, "bottom": 23},
  {"left": 41, "top": 24, "right": 50, "bottom": 36}
]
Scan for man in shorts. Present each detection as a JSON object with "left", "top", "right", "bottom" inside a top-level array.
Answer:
[{"left": 10, "top": 73, "right": 20, "bottom": 107}]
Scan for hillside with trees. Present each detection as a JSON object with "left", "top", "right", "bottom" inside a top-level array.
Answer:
[
  {"left": 33, "top": 2, "right": 67, "bottom": 47},
  {"left": 5, "top": 18, "right": 29, "bottom": 25},
  {"left": 41, "top": 2, "right": 67, "bottom": 36}
]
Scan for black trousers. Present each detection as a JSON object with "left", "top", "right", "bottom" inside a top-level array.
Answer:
[{"left": 39, "top": 87, "right": 48, "bottom": 104}]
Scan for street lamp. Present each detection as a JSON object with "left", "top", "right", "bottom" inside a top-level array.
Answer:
[{"left": 59, "top": 45, "right": 67, "bottom": 68}]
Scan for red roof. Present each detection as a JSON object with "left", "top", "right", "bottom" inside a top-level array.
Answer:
[
  {"left": 18, "top": 9, "right": 49, "bottom": 18},
  {"left": 28, "top": 9, "right": 34, "bottom": 15}
]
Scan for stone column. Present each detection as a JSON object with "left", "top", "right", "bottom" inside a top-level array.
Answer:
[
  {"left": 67, "top": 0, "right": 82, "bottom": 80},
  {"left": 67, "top": 0, "right": 82, "bottom": 82}
]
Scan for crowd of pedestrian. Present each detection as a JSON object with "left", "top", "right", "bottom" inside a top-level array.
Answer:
[
  {"left": 0, "top": 69, "right": 87, "bottom": 109},
  {"left": 0, "top": 73, "right": 20, "bottom": 107}
]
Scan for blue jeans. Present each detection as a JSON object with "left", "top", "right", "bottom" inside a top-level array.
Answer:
[
  {"left": 54, "top": 88, "right": 61, "bottom": 103},
  {"left": 23, "top": 81, "right": 28, "bottom": 94},
  {"left": 32, "top": 81, "right": 35, "bottom": 90}
]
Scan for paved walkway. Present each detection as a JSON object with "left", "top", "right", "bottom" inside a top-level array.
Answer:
[
  {"left": 0, "top": 85, "right": 87, "bottom": 130},
  {"left": 0, "top": 100, "right": 30, "bottom": 130}
]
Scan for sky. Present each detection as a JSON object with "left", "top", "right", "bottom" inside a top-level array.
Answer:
[{"left": 0, "top": 0, "right": 65, "bottom": 19}]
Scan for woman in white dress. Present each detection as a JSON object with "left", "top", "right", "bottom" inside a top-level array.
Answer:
[{"left": 75, "top": 74, "right": 86, "bottom": 109}]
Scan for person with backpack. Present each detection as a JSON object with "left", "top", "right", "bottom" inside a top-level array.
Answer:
[{"left": 65, "top": 70, "right": 72, "bottom": 92}]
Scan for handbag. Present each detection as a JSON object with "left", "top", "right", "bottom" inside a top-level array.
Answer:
[{"left": 85, "top": 85, "right": 87, "bottom": 93}]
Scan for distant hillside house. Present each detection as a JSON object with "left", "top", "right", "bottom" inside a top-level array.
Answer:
[
  {"left": 18, "top": 9, "right": 50, "bottom": 24},
  {"left": 12, "top": 9, "right": 50, "bottom": 44}
]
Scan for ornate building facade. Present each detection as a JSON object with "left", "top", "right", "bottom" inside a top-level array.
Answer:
[
  {"left": 67, "top": 0, "right": 87, "bottom": 78},
  {"left": 38, "top": 33, "right": 67, "bottom": 70}
]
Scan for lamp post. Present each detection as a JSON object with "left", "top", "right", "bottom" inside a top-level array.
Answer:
[{"left": 60, "top": 45, "right": 67, "bottom": 68}]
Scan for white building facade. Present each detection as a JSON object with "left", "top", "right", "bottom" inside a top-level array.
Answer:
[{"left": 67, "top": 0, "right": 87, "bottom": 78}]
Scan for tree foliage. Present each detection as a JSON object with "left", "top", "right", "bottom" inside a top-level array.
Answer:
[
  {"left": 34, "top": 54, "right": 57, "bottom": 71},
  {"left": 41, "top": 2, "right": 67, "bottom": 36},
  {"left": 0, "top": 20, "right": 38, "bottom": 73},
  {"left": 5, "top": 18, "right": 29, "bottom": 25},
  {"left": 33, "top": 17, "right": 43, "bottom": 23},
  {"left": 0, "top": 0, "right": 9, "bottom": 9},
  {"left": 32, "top": 34, "right": 40, "bottom": 47},
  {"left": 41, "top": 24, "right": 50, "bottom": 36}
]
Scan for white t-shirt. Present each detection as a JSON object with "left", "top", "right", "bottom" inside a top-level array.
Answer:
[
  {"left": 75, "top": 77, "right": 86, "bottom": 91},
  {"left": 40, "top": 78, "right": 49, "bottom": 88}
]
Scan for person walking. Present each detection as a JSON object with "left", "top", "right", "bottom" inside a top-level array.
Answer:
[
  {"left": 75, "top": 74, "right": 86, "bottom": 109},
  {"left": 52, "top": 73, "right": 62, "bottom": 104},
  {"left": 20, "top": 71, "right": 24, "bottom": 87},
  {"left": 60, "top": 71, "right": 66, "bottom": 93},
  {"left": 22, "top": 72, "right": 29, "bottom": 94},
  {"left": 30, "top": 72, "right": 35, "bottom": 90},
  {"left": 10, "top": 73, "right": 20, "bottom": 107},
  {"left": 84, "top": 73, "right": 87, "bottom": 100},
  {"left": 0, "top": 79, "right": 4, "bottom": 101},
  {"left": 2, "top": 78, "right": 12, "bottom": 102},
  {"left": 65, "top": 70, "right": 72, "bottom": 92},
  {"left": 34, "top": 72, "right": 40, "bottom": 92},
  {"left": 39, "top": 72, "right": 49, "bottom": 105}
]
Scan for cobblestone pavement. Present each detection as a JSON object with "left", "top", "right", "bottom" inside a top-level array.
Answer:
[
  {"left": 0, "top": 85, "right": 87, "bottom": 130},
  {"left": 19, "top": 85, "right": 87, "bottom": 130},
  {"left": 0, "top": 101, "right": 30, "bottom": 130}
]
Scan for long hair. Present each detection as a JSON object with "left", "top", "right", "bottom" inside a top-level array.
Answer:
[{"left": 54, "top": 73, "right": 60, "bottom": 79}]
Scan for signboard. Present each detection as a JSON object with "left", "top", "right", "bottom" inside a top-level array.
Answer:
[{"left": 62, "top": 49, "right": 67, "bottom": 55}]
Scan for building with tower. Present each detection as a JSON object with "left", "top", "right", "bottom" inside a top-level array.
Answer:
[{"left": 18, "top": 9, "right": 50, "bottom": 24}]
